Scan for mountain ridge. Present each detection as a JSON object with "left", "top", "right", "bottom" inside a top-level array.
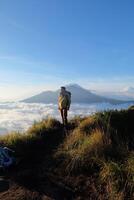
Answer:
[{"left": 22, "top": 84, "right": 134, "bottom": 105}]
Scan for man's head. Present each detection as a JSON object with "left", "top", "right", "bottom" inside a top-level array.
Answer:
[{"left": 61, "top": 86, "right": 66, "bottom": 93}]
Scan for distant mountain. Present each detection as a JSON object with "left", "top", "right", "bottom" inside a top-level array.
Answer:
[
  {"left": 22, "top": 84, "right": 133, "bottom": 105},
  {"left": 95, "top": 86, "right": 134, "bottom": 101}
]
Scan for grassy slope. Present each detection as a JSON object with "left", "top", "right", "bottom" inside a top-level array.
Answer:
[{"left": 0, "top": 109, "right": 134, "bottom": 200}]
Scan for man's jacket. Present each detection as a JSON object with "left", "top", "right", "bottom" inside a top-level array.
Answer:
[{"left": 58, "top": 91, "right": 71, "bottom": 109}]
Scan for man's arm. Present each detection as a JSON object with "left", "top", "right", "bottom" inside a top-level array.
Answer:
[
  {"left": 58, "top": 95, "right": 61, "bottom": 110},
  {"left": 67, "top": 92, "right": 71, "bottom": 110}
]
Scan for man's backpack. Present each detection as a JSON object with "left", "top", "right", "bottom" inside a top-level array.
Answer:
[{"left": 0, "top": 147, "right": 15, "bottom": 168}]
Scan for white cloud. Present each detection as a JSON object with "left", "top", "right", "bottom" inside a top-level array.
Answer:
[{"left": 0, "top": 102, "right": 132, "bottom": 135}]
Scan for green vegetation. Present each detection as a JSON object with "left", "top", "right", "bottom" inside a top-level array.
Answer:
[{"left": 0, "top": 110, "right": 134, "bottom": 200}]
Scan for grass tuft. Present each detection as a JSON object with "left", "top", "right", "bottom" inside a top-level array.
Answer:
[{"left": 55, "top": 127, "right": 110, "bottom": 174}]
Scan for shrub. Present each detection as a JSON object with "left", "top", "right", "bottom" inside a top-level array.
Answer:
[
  {"left": 55, "top": 128, "right": 109, "bottom": 174},
  {"left": 99, "top": 160, "right": 125, "bottom": 199},
  {"left": 69, "top": 115, "right": 86, "bottom": 129},
  {"left": 124, "top": 152, "right": 134, "bottom": 198},
  {"left": 0, "top": 132, "right": 40, "bottom": 161},
  {"left": 128, "top": 105, "right": 134, "bottom": 110},
  {"left": 0, "top": 118, "right": 62, "bottom": 159},
  {"left": 0, "top": 132, "right": 37, "bottom": 149},
  {"left": 27, "top": 118, "right": 61, "bottom": 136},
  {"left": 78, "top": 116, "right": 98, "bottom": 134}
]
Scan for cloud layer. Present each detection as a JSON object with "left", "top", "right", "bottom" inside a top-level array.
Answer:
[{"left": 0, "top": 102, "right": 132, "bottom": 135}]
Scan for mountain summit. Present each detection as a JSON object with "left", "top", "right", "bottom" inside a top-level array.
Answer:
[{"left": 23, "top": 84, "right": 129, "bottom": 104}]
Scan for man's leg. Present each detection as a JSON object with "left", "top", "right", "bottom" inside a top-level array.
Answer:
[
  {"left": 60, "top": 109, "right": 64, "bottom": 125},
  {"left": 63, "top": 109, "right": 68, "bottom": 126}
]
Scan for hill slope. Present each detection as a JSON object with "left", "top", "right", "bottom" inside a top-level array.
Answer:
[
  {"left": 0, "top": 108, "right": 134, "bottom": 200},
  {"left": 23, "top": 84, "right": 129, "bottom": 104}
]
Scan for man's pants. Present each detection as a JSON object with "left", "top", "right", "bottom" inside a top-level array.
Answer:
[{"left": 60, "top": 109, "right": 68, "bottom": 126}]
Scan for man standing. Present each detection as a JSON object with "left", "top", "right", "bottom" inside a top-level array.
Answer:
[{"left": 58, "top": 86, "right": 71, "bottom": 126}]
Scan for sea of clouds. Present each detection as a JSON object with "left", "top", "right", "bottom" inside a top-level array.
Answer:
[{"left": 0, "top": 102, "right": 133, "bottom": 135}]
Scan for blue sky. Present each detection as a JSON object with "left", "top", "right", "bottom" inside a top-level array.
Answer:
[{"left": 0, "top": 0, "right": 134, "bottom": 100}]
